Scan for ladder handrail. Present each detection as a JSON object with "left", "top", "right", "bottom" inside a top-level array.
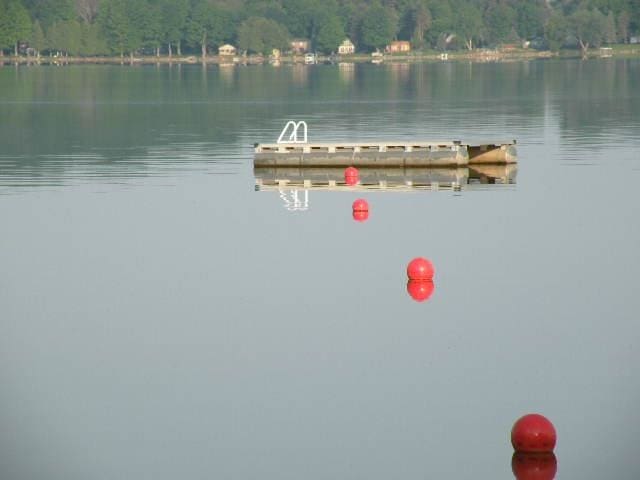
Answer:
[{"left": 277, "top": 121, "right": 308, "bottom": 144}]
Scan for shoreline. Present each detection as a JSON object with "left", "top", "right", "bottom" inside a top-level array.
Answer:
[{"left": 2, "top": 46, "right": 639, "bottom": 66}]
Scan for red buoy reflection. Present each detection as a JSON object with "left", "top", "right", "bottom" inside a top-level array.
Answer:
[
  {"left": 512, "top": 452, "right": 557, "bottom": 480},
  {"left": 344, "top": 166, "right": 359, "bottom": 186},
  {"left": 407, "top": 280, "right": 435, "bottom": 302},
  {"left": 352, "top": 210, "right": 369, "bottom": 222}
]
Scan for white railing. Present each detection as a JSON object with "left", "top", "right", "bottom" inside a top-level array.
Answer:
[{"left": 277, "top": 121, "right": 308, "bottom": 144}]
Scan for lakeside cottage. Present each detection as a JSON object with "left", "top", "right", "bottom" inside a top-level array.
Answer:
[
  {"left": 338, "top": 39, "right": 355, "bottom": 55},
  {"left": 386, "top": 40, "right": 410, "bottom": 53},
  {"left": 218, "top": 44, "right": 236, "bottom": 56},
  {"left": 290, "top": 39, "right": 309, "bottom": 54}
]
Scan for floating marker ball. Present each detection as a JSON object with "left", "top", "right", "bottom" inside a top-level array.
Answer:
[
  {"left": 352, "top": 210, "right": 369, "bottom": 222},
  {"left": 407, "top": 257, "right": 434, "bottom": 281},
  {"left": 407, "top": 280, "right": 435, "bottom": 302},
  {"left": 511, "top": 414, "right": 557, "bottom": 453},
  {"left": 511, "top": 453, "right": 557, "bottom": 480},
  {"left": 352, "top": 198, "right": 369, "bottom": 212},
  {"left": 344, "top": 166, "right": 359, "bottom": 186}
]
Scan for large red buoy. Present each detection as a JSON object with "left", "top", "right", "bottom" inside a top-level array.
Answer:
[
  {"left": 352, "top": 198, "right": 369, "bottom": 211},
  {"left": 407, "top": 257, "right": 434, "bottom": 281},
  {"left": 344, "top": 167, "right": 359, "bottom": 186},
  {"left": 511, "top": 453, "right": 557, "bottom": 480},
  {"left": 511, "top": 414, "right": 557, "bottom": 453},
  {"left": 407, "top": 280, "right": 435, "bottom": 302}
]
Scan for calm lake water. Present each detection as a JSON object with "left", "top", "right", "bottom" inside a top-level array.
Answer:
[{"left": 1, "top": 60, "right": 639, "bottom": 479}]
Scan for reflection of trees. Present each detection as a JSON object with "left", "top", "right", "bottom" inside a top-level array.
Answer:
[
  {"left": 544, "top": 59, "right": 639, "bottom": 139},
  {"left": 0, "top": 60, "right": 637, "bottom": 184}
]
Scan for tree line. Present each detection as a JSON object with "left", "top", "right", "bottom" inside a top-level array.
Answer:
[{"left": 1, "top": 0, "right": 639, "bottom": 58}]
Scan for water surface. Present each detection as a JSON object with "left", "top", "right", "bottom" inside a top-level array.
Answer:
[{"left": 1, "top": 61, "right": 639, "bottom": 479}]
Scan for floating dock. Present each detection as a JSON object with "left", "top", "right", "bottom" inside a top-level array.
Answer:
[
  {"left": 254, "top": 165, "right": 517, "bottom": 192},
  {"left": 254, "top": 122, "right": 517, "bottom": 168}
]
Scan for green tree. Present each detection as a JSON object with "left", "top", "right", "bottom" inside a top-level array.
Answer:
[
  {"left": 617, "top": 10, "right": 630, "bottom": 42},
  {"left": 48, "top": 19, "right": 82, "bottom": 55},
  {"left": 569, "top": 8, "right": 607, "bottom": 53},
  {"left": 23, "top": 0, "right": 75, "bottom": 28},
  {"left": 161, "top": 0, "right": 188, "bottom": 56},
  {"left": 186, "top": 0, "right": 231, "bottom": 58},
  {"left": 427, "top": 0, "right": 454, "bottom": 47},
  {"left": 398, "top": 1, "right": 432, "bottom": 47},
  {"left": 360, "top": 3, "right": 395, "bottom": 51},
  {"left": 544, "top": 12, "right": 568, "bottom": 51},
  {"left": 98, "top": 0, "right": 131, "bottom": 58},
  {"left": 80, "top": 22, "right": 108, "bottom": 55},
  {"left": 30, "top": 19, "right": 46, "bottom": 56},
  {"left": 604, "top": 10, "right": 616, "bottom": 43},
  {"left": 141, "top": 0, "right": 162, "bottom": 55},
  {"left": 98, "top": 0, "right": 146, "bottom": 59},
  {"left": 453, "top": 2, "right": 484, "bottom": 50},
  {"left": 315, "top": 14, "right": 345, "bottom": 53},
  {"left": 237, "top": 16, "right": 290, "bottom": 55},
  {"left": 0, "top": 0, "right": 32, "bottom": 56},
  {"left": 484, "top": 2, "right": 517, "bottom": 44},
  {"left": 515, "top": 0, "right": 545, "bottom": 40}
]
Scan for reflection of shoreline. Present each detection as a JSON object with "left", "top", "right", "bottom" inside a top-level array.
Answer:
[
  {"left": 1, "top": 50, "right": 563, "bottom": 66},
  {"left": 255, "top": 165, "right": 517, "bottom": 192}
]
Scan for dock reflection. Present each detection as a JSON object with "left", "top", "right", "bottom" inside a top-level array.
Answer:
[{"left": 255, "top": 165, "right": 517, "bottom": 193}]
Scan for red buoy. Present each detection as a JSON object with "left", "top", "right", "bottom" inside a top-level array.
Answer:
[
  {"left": 407, "top": 280, "right": 435, "bottom": 302},
  {"left": 352, "top": 198, "right": 369, "bottom": 212},
  {"left": 407, "top": 257, "right": 434, "bottom": 281},
  {"left": 344, "top": 167, "right": 359, "bottom": 186},
  {"left": 352, "top": 210, "right": 369, "bottom": 222},
  {"left": 511, "top": 453, "right": 557, "bottom": 480},
  {"left": 511, "top": 414, "right": 557, "bottom": 453}
]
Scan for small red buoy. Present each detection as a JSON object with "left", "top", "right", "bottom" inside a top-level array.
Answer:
[
  {"left": 344, "top": 166, "right": 359, "bottom": 186},
  {"left": 352, "top": 198, "right": 369, "bottom": 212},
  {"left": 407, "top": 257, "right": 434, "bottom": 281},
  {"left": 511, "top": 452, "right": 557, "bottom": 480},
  {"left": 407, "top": 280, "right": 435, "bottom": 302},
  {"left": 511, "top": 414, "right": 557, "bottom": 453},
  {"left": 352, "top": 210, "right": 369, "bottom": 222}
]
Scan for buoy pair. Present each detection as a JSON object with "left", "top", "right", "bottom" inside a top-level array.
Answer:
[
  {"left": 352, "top": 198, "right": 369, "bottom": 222},
  {"left": 511, "top": 414, "right": 557, "bottom": 479},
  {"left": 406, "top": 257, "right": 435, "bottom": 302}
]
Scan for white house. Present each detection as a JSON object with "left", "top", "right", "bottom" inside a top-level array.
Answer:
[
  {"left": 338, "top": 39, "right": 355, "bottom": 55},
  {"left": 218, "top": 44, "right": 236, "bottom": 56}
]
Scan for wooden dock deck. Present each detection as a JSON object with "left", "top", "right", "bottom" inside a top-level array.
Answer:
[{"left": 254, "top": 140, "right": 517, "bottom": 167}]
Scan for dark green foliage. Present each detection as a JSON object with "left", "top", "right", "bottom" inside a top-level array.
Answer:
[
  {"left": 568, "top": 7, "right": 608, "bottom": 52},
  {"left": 237, "top": 16, "right": 289, "bottom": 54},
  {"left": 2, "top": 0, "right": 640, "bottom": 57},
  {"left": 360, "top": 3, "right": 395, "bottom": 51},
  {"left": 29, "top": 19, "right": 45, "bottom": 54},
  {"left": 545, "top": 12, "right": 568, "bottom": 51},
  {"left": 315, "top": 14, "right": 344, "bottom": 53},
  {"left": 0, "top": 0, "right": 31, "bottom": 54}
]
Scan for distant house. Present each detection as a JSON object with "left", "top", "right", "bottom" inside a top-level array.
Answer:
[
  {"left": 630, "top": 36, "right": 639, "bottom": 44},
  {"left": 218, "top": 44, "right": 236, "bottom": 56},
  {"left": 338, "top": 39, "right": 355, "bottom": 55},
  {"left": 386, "top": 40, "right": 410, "bottom": 53},
  {"left": 290, "top": 39, "right": 310, "bottom": 54}
]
